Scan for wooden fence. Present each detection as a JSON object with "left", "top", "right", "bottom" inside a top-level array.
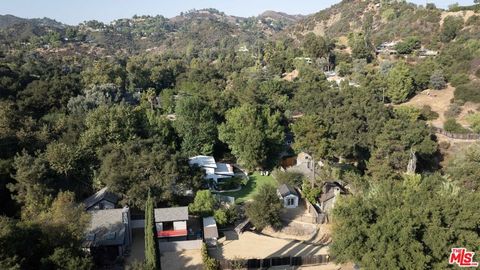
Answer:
[
  {"left": 433, "top": 127, "right": 480, "bottom": 140},
  {"left": 218, "top": 254, "right": 332, "bottom": 269}
]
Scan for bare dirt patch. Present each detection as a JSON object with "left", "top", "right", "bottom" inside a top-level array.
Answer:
[
  {"left": 400, "top": 86, "right": 455, "bottom": 128},
  {"left": 283, "top": 69, "right": 299, "bottom": 81},
  {"left": 440, "top": 10, "right": 475, "bottom": 26},
  {"left": 212, "top": 231, "right": 329, "bottom": 260}
]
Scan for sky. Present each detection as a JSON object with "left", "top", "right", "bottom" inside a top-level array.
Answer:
[{"left": 0, "top": 0, "right": 476, "bottom": 25}]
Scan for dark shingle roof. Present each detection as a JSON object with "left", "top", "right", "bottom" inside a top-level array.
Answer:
[
  {"left": 278, "top": 184, "right": 298, "bottom": 198},
  {"left": 319, "top": 182, "right": 347, "bottom": 203},
  {"left": 84, "top": 208, "right": 126, "bottom": 248},
  {"left": 83, "top": 187, "right": 119, "bottom": 210},
  {"left": 154, "top": 207, "right": 188, "bottom": 222}
]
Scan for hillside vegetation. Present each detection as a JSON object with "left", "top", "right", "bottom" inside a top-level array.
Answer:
[{"left": 1, "top": 1, "right": 480, "bottom": 269}]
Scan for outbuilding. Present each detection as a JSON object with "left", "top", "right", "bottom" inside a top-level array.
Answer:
[{"left": 277, "top": 184, "right": 299, "bottom": 209}]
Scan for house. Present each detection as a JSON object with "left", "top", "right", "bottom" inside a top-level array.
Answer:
[
  {"left": 277, "top": 184, "right": 299, "bottom": 209},
  {"left": 154, "top": 206, "right": 189, "bottom": 241},
  {"left": 83, "top": 187, "right": 119, "bottom": 211},
  {"left": 83, "top": 207, "right": 132, "bottom": 264},
  {"left": 203, "top": 216, "right": 219, "bottom": 247},
  {"left": 376, "top": 41, "right": 398, "bottom": 55},
  {"left": 189, "top": 155, "right": 234, "bottom": 183},
  {"left": 418, "top": 48, "right": 438, "bottom": 57},
  {"left": 319, "top": 182, "right": 347, "bottom": 213}
]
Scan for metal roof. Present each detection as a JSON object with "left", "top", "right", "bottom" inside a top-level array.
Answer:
[{"left": 189, "top": 156, "right": 217, "bottom": 168}]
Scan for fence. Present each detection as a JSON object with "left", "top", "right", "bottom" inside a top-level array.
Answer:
[
  {"left": 433, "top": 127, "right": 480, "bottom": 140},
  {"left": 218, "top": 254, "right": 332, "bottom": 269},
  {"left": 158, "top": 240, "right": 202, "bottom": 252}
]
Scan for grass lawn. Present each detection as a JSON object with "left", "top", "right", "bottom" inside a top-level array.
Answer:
[{"left": 221, "top": 172, "right": 277, "bottom": 203}]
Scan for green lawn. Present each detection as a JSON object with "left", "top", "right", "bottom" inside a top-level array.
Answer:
[{"left": 221, "top": 172, "right": 277, "bottom": 203}]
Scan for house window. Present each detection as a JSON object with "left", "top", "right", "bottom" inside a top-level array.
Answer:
[{"left": 287, "top": 198, "right": 295, "bottom": 206}]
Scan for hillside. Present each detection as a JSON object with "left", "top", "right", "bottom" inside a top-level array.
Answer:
[{"left": 287, "top": 0, "right": 480, "bottom": 47}]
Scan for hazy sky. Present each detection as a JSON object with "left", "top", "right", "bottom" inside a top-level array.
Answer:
[{"left": 0, "top": 0, "right": 476, "bottom": 25}]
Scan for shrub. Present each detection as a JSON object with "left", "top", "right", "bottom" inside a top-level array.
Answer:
[
  {"left": 443, "top": 118, "right": 469, "bottom": 133},
  {"left": 213, "top": 209, "right": 228, "bottom": 226},
  {"left": 441, "top": 16, "right": 464, "bottom": 42},
  {"left": 201, "top": 243, "right": 219, "bottom": 270},
  {"left": 455, "top": 82, "right": 480, "bottom": 103},
  {"left": 395, "top": 36, "right": 421, "bottom": 54},
  {"left": 466, "top": 113, "right": 480, "bottom": 133},
  {"left": 450, "top": 73, "right": 470, "bottom": 87},
  {"left": 476, "top": 68, "right": 480, "bottom": 79},
  {"left": 444, "top": 102, "right": 463, "bottom": 118},
  {"left": 420, "top": 105, "right": 439, "bottom": 120},
  {"left": 336, "top": 61, "right": 352, "bottom": 76}
]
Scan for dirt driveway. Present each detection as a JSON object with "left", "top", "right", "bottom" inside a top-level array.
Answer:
[
  {"left": 160, "top": 250, "right": 203, "bottom": 270},
  {"left": 211, "top": 231, "right": 329, "bottom": 260}
]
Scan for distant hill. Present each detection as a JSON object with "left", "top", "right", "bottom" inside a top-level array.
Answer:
[{"left": 0, "top": 14, "right": 65, "bottom": 29}]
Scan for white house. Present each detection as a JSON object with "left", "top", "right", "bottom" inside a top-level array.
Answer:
[
  {"left": 277, "top": 184, "right": 299, "bottom": 209},
  {"left": 189, "top": 156, "right": 234, "bottom": 183}
]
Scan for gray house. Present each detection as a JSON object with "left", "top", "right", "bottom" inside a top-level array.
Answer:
[
  {"left": 84, "top": 207, "right": 132, "bottom": 264},
  {"left": 277, "top": 184, "right": 299, "bottom": 209},
  {"left": 83, "top": 187, "right": 119, "bottom": 211},
  {"left": 319, "top": 182, "right": 347, "bottom": 213}
]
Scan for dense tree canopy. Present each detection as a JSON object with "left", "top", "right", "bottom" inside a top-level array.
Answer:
[
  {"left": 219, "top": 104, "right": 284, "bottom": 170},
  {"left": 331, "top": 174, "right": 480, "bottom": 270}
]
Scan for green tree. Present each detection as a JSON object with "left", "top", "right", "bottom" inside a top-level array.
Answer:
[
  {"left": 368, "top": 116, "right": 437, "bottom": 180},
  {"left": 386, "top": 62, "right": 414, "bottom": 104},
  {"left": 245, "top": 184, "right": 282, "bottom": 230},
  {"left": 189, "top": 190, "right": 216, "bottom": 217},
  {"left": 219, "top": 104, "right": 284, "bottom": 170},
  {"left": 175, "top": 96, "right": 217, "bottom": 156},
  {"left": 80, "top": 104, "right": 142, "bottom": 149},
  {"left": 302, "top": 33, "right": 330, "bottom": 59},
  {"left": 291, "top": 114, "right": 330, "bottom": 160}
]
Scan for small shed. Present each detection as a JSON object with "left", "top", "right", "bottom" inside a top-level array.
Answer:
[
  {"left": 277, "top": 184, "right": 299, "bottom": 209},
  {"left": 203, "top": 216, "right": 219, "bottom": 247}
]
